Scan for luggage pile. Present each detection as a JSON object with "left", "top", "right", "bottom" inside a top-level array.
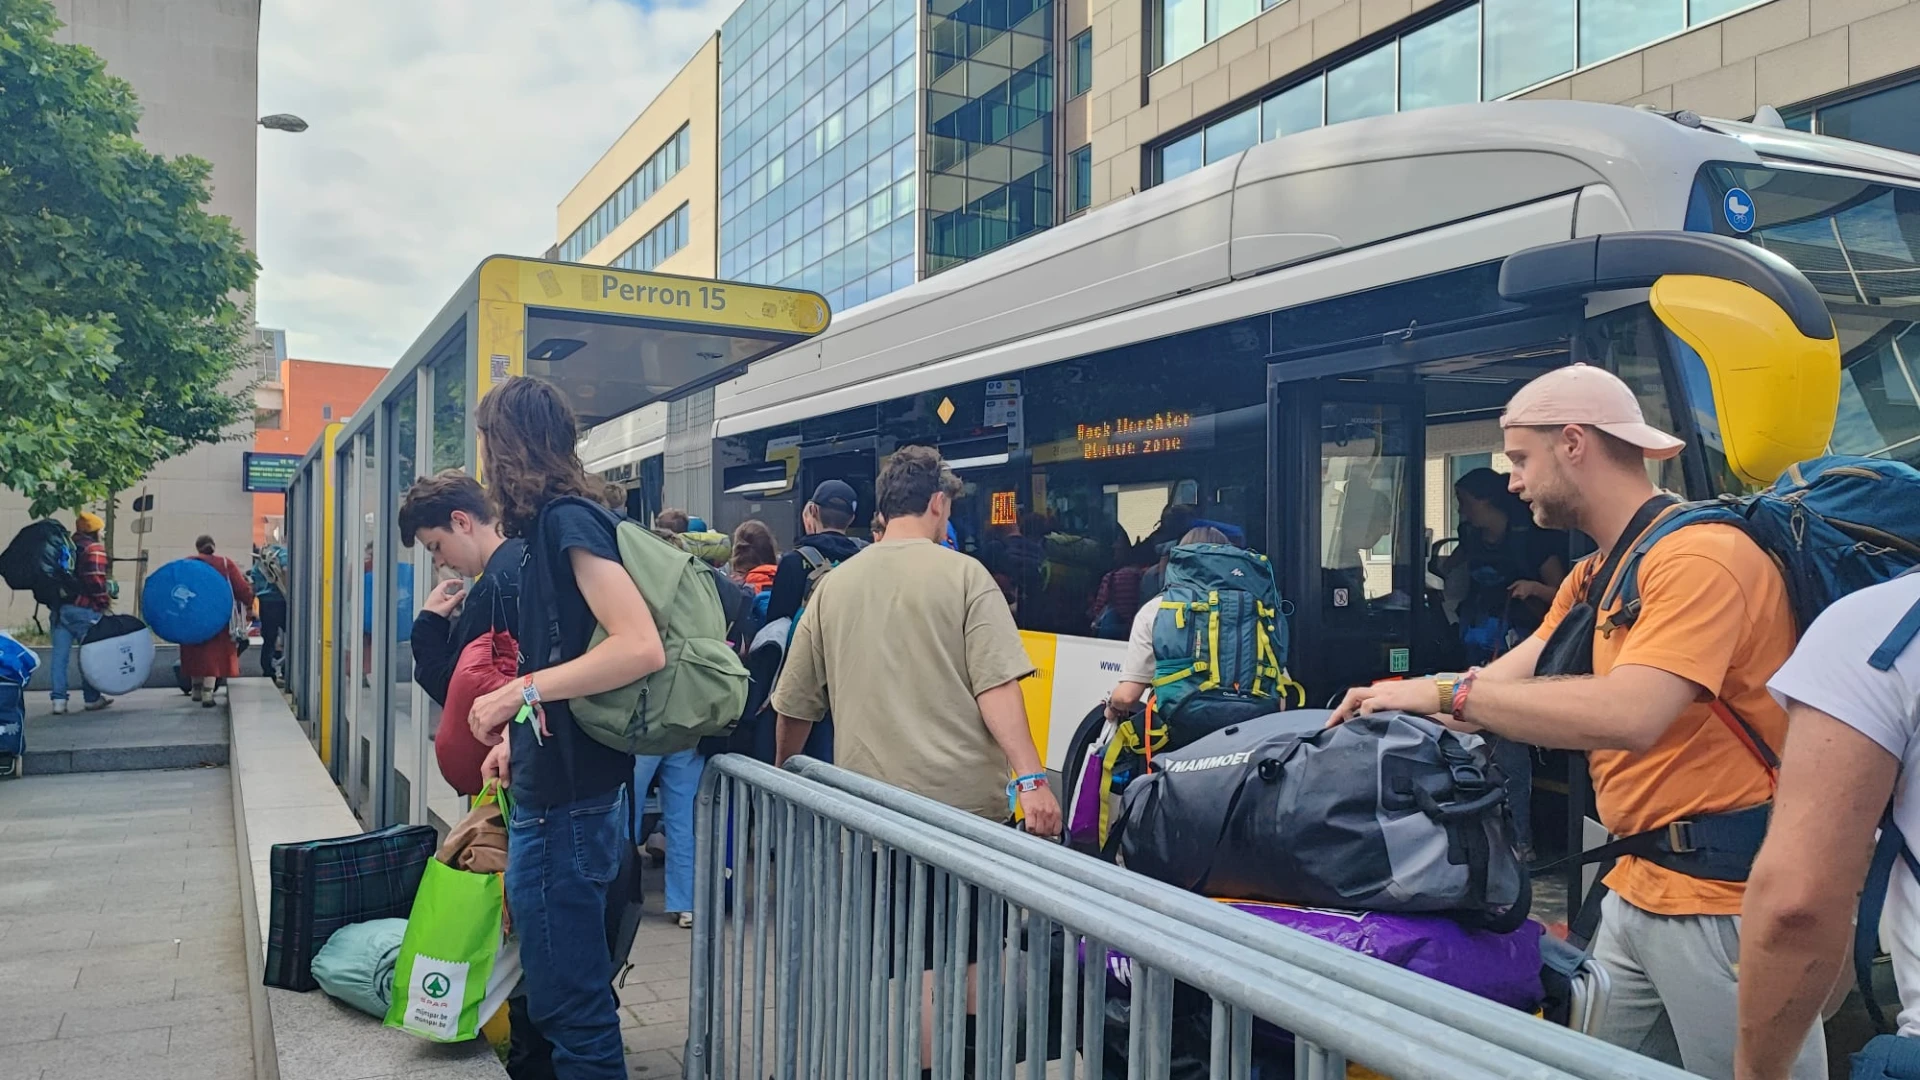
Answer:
[
  {"left": 0, "top": 631, "right": 37, "bottom": 778},
  {"left": 1081, "top": 706, "right": 1547, "bottom": 1077}
]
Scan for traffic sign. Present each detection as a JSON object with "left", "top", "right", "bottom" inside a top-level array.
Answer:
[{"left": 129, "top": 516, "right": 154, "bottom": 536}]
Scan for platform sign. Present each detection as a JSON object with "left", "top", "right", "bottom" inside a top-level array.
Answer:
[{"left": 243, "top": 452, "right": 302, "bottom": 493}]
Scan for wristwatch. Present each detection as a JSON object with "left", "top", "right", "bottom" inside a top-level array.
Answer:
[{"left": 1432, "top": 673, "right": 1461, "bottom": 715}]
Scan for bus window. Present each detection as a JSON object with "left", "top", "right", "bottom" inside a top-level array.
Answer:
[
  {"left": 1581, "top": 305, "right": 1691, "bottom": 494},
  {"left": 1692, "top": 164, "right": 1920, "bottom": 468}
]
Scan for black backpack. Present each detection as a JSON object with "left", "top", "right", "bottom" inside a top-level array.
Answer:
[{"left": 0, "top": 520, "right": 80, "bottom": 611}]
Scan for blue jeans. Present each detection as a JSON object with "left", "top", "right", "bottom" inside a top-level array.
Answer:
[
  {"left": 633, "top": 749, "right": 704, "bottom": 914},
  {"left": 49, "top": 605, "right": 102, "bottom": 703},
  {"left": 504, "top": 786, "right": 628, "bottom": 1079}
]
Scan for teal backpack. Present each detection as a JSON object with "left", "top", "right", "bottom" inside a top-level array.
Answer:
[
  {"left": 570, "top": 516, "right": 750, "bottom": 756},
  {"left": 1150, "top": 544, "right": 1295, "bottom": 716}
]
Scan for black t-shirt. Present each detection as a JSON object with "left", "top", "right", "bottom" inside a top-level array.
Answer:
[
  {"left": 765, "top": 531, "right": 868, "bottom": 624},
  {"left": 1460, "top": 522, "right": 1567, "bottom": 637},
  {"left": 411, "top": 538, "right": 524, "bottom": 707},
  {"left": 511, "top": 498, "right": 634, "bottom": 808}
]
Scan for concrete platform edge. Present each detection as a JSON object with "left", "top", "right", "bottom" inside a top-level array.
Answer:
[{"left": 227, "top": 679, "right": 507, "bottom": 1080}]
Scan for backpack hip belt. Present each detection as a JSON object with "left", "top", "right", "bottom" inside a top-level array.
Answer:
[{"left": 1564, "top": 802, "right": 1772, "bottom": 884}]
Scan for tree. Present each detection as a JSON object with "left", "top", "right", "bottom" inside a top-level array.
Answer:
[{"left": 0, "top": 0, "right": 260, "bottom": 517}]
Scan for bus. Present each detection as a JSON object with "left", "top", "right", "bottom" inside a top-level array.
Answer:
[
  {"left": 571, "top": 100, "right": 1915, "bottom": 889},
  {"left": 585, "top": 100, "right": 1915, "bottom": 764}
]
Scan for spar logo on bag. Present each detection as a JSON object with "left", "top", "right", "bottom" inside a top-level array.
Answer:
[{"left": 402, "top": 956, "right": 470, "bottom": 1040}]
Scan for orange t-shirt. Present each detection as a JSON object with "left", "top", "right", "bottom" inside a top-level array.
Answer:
[{"left": 1533, "top": 516, "right": 1793, "bottom": 916}]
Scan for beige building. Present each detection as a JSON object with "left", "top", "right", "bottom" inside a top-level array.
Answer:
[
  {"left": 555, "top": 33, "right": 721, "bottom": 278},
  {"left": 1084, "top": 0, "right": 1920, "bottom": 209},
  {"left": 6, "top": 0, "right": 264, "bottom": 630}
]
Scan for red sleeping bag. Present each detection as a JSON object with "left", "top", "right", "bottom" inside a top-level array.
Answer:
[{"left": 438, "top": 630, "right": 517, "bottom": 797}]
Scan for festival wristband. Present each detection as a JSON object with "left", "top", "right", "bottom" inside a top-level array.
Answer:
[
  {"left": 1452, "top": 667, "right": 1481, "bottom": 725},
  {"left": 1006, "top": 773, "right": 1048, "bottom": 814}
]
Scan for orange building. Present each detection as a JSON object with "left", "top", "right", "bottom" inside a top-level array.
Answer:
[{"left": 252, "top": 358, "right": 387, "bottom": 546}]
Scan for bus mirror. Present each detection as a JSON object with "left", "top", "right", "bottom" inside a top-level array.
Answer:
[{"left": 1648, "top": 274, "right": 1840, "bottom": 488}]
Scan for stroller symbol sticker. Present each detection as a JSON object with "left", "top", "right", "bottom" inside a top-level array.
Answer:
[{"left": 422, "top": 972, "right": 450, "bottom": 998}]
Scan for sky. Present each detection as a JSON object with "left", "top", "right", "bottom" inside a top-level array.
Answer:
[{"left": 255, "top": 0, "right": 735, "bottom": 367}]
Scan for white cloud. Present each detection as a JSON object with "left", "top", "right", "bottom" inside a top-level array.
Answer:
[{"left": 256, "top": 0, "right": 733, "bottom": 366}]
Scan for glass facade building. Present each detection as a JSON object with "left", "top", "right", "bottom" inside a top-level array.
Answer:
[
  {"left": 924, "top": 0, "right": 1056, "bottom": 274},
  {"left": 719, "top": 0, "right": 921, "bottom": 313},
  {"left": 1152, "top": 0, "right": 1770, "bottom": 185},
  {"left": 719, "top": 0, "right": 1058, "bottom": 310}
]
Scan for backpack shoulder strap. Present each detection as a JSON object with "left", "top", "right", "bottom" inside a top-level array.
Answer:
[
  {"left": 796, "top": 546, "right": 828, "bottom": 572},
  {"left": 1858, "top": 809, "right": 1920, "bottom": 1034},
  {"left": 1869, "top": 576, "right": 1920, "bottom": 672}
]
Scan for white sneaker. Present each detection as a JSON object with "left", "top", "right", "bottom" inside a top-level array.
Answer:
[
  {"left": 84, "top": 697, "right": 113, "bottom": 712},
  {"left": 50, "top": 699, "right": 67, "bottom": 715}
]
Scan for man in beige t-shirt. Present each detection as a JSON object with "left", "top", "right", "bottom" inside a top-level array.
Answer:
[{"left": 772, "top": 446, "right": 1061, "bottom": 834}]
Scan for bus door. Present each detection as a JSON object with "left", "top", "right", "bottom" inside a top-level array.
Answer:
[{"left": 1272, "top": 378, "right": 1427, "bottom": 707}]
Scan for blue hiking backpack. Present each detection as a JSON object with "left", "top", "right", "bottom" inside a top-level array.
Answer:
[
  {"left": 1149, "top": 544, "right": 1292, "bottom": 716},
  {"left": 1602, "top": 456, "right": 1920, "bottom": 638}
]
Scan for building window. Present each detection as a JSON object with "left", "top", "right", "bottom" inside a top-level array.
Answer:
[
  {"left": 559, "top": 123, "right": 692, "bottom": 264},
  {"left": 923, "top": 0, "right": 1056, "bottom": 276},
  {"left": 1069, "top": 30, "right": 1093, "bottom": 98},
  {"left": 322, "top": 404, "right": 333, "bottom": 420},
  {"left": 1577, "top": 0, "right": 1681, "bottom": 67},
  {"left": 1070, "top": 144, "right": 1092, "bottom": 213},
  {"left": 614, "top": 202, "right": 693, "bottom": 271},
  {"left": 1158, "top": 0, "right": 1257, "bottom": 69},
  {"left": 718, "top": 0, "right": 920, "bottom": 311},
  {"left": 257, "top": 409, "right": 283, "bottom": 431},
  {"left": 1150, "top": 0, "right": 1774, "bottom": 187},
  {"left": 1482, "top": 0, "right": 1573, "bottom": 99},
  {"left": 1792, "top": 77, "right": 1920, "bottom": 158},
  {"left": 1398, "top": 5, "right": 1478, "bottom": 113}
]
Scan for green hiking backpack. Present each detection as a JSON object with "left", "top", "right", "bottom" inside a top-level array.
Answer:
[{"left": 570, "top": 519, "right": 750, "bottom": 756}]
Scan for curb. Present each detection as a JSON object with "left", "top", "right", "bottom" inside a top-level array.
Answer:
[{"left": 22, "top": 742, "right": 229, "bottom": 774}]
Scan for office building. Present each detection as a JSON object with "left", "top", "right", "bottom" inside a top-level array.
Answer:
[
  {"left": 716, "top": 0, "right": 1067, "bottom": 313},
  {"left": 1082, "top": 0, "right": 1920, "bottom": 205},
  {"left": 3, "top": 0, "right": 263, "bottom": 628},
  {"left": 251, "top": 354, "right": 387, "bottom": 546},
  {"left": 556, "top": 35, "right": 721, "bottom": 277}
]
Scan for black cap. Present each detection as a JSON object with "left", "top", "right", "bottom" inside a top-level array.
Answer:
[{"left": 810, "top": 479, "right": 858, "bottom": 516}]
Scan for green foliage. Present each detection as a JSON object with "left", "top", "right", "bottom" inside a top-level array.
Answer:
[{"left": 0, "top": 0, "right": 260, "bottom": 517}]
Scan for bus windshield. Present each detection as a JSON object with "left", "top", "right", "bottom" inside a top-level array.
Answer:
[{"left": 1692, "top": 164, "right": 1920, "bottom": 467}]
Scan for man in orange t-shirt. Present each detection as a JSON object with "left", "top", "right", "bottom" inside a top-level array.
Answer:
[{"left": 1333, "top": 365, "right": 1819, "bottom": 1079}]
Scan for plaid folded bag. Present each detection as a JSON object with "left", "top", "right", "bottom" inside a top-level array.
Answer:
[{"left": 266, "top": 824, "right": 438, "bottom": 991}]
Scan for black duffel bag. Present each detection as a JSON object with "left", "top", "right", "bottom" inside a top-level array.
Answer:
[{"left": 1115, "top": 709, "right": 1529, "bottom": 931}]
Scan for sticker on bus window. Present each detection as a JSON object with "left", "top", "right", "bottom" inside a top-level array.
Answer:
[
  {"left": 1723, "top": 188, "right": 1755, "bottom": 233},
  {"left": 1389, "top": 648, "right": 1409, "bottom": 673}
]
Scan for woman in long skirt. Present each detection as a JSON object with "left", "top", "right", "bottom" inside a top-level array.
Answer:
[{"left": 180, "top": 535, "right": 254, "bottom": 706}]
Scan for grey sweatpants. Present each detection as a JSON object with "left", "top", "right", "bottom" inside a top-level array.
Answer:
[{"left": 1589, "top": 891, "right": 1825, "bottom": 1079}]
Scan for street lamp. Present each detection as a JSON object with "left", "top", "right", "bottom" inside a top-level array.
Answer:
[{"left": 258, "top": 113, "right": 309, "bottom": 133}]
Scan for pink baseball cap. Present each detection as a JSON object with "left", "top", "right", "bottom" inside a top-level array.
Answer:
[{"left": 1500, "top": 364, "right": 1686, "bottom": 460}]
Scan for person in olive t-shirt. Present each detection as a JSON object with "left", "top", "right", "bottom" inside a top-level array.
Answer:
[
  {"left": 772, "top": 445, "right": 1059, "bottom": 1071},
  {"left": 771, "top": 446, "right": 1060, "bottom": 830}
]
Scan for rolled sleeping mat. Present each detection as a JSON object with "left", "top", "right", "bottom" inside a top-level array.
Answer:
[
  {"left": 80, "top": 613, "right": 156, "bottom": 696},
  {"left": 141, "top": 558, "right": 235, "bottom": 645}
]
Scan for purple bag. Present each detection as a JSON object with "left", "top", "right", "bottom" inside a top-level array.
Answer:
[{"left": 1098, "top": 900, "right": 1544, "bottom": 1012}]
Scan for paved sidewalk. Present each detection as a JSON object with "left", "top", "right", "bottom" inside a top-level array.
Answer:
[
  {"left": 22, "top": 687, "right": 228, "bottom": 775},
  {"left": 618, "top": 859, "right": 695, "bottom": 1077},
  {"left": 0, "top": 768, "right": 253, "bottom": 1080}
]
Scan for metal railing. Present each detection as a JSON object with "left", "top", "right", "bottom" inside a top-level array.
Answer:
[
  {"left": 687, "top": 755, "right": 1690, "bottom": 1080},
  {"left": 784, "top": 756, "right": 1676, "bottom": 1080}
]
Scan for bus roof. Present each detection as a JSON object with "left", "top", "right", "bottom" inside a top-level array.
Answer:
[{"left": 707, "top": 100, "right": 1920, "bottom": 439}]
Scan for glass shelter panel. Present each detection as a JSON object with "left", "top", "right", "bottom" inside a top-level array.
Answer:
[{"left": 387, "top": 383, "right": 420, "bottom": 827}]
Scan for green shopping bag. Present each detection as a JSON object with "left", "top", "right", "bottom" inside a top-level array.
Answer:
[{"left": 384, "top": 786, "right": 507, "bottom": 1042}]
